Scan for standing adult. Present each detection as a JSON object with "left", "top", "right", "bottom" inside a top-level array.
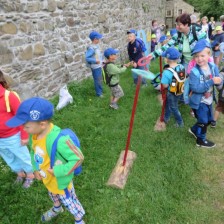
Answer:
[{"left": 209, "top": 17, "right": 216, "bottom": 31}]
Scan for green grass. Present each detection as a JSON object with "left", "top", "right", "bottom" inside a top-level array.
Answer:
[{"left": 1, "top": 59, "right": 224, "bottom": 223}]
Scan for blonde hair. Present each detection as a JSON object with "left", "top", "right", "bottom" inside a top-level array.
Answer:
[{"left": 201, "top": 16, "right": 208, "bottom": 22}]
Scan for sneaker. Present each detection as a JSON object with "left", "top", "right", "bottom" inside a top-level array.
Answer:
[
  {"left": 98, "top": 95, "right": 104, "bottom": 98},
  {"left": 109, "top": 103, "right": 119, "bottom": 110},
  {"left": 210, "top": 121, "right": 216, "bottom": 128},
  {"left": 23, "top": 178, "right": 34, "bottom": 189},
  {"left": 41, "top": 206, "right": 64, "bottom": 222},
  {"left": 196, "top": 138, "right": 216, "bottom": 148},
  {"left": 188, "top": 128, "right": 197, "bottom": 139}
]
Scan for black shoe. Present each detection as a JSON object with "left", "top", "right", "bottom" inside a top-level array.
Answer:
[
  {"left": 196, "top": 138, "right": 216, "bottom": 148},
  {"left": 188, "top": 128, "right": 197, "bottom": 139},
  {"left": 210, "top": 121, "right": 216, "bottom": 128}
]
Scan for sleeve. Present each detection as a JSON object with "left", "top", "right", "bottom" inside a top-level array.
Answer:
[
  {"left": 107, "top": 64, "right": 127, "bottom": 75},
  {"left": 161, "top": 70, "right": 172, "bottom": 85},
  {"left": 189, "top": 69, "right": 214, "bottom": 94},
  {"left": 53, "top": 136, "right": 84, "bottom": 177},
  {"left": 85, "top": 47, "right": 97, "bottom": 64},
  {"left": 196, "top": 28, "right": 207, "bottom": 40},
  {"left": 8, "top": 92, "right": 28, "bottom": 140},
  {"left": 151, "top": 34, "right": 178, "bottom": 59}
]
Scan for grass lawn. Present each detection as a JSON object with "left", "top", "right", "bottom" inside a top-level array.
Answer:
[{"left": 1, "top": 59, "right": 224, "bottom": 224}]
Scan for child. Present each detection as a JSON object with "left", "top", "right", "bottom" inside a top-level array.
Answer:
[
  {"left": 158, "top": 35, "right": 168, "bottom": 47},
  {"left": 211, "top": 26, "right": 224, "bottom": 66},
  {"left": 6, "top": 97, "right": 85, "bottom": 223},
  {"left": 127, "top": 29, "right": 147, "bottom": 85},
  {"left": 85, "top": 31, "right": 104, "bottom": 97},
  {"left": 161, "top": 47, "right": 185, "bottom": 127},
  {"left": 211, "top": 68, "right": 224, "bottom": 127},
  {"left": 188, "top": 39, "right": 222, "bottom": 148},
  {"left": 104, "top": 48, "right": 130, "bottom": 110},
  {"left": 151, "top": 34, "right": 157, "bottom": 52},
  {"left": 0, "top": 71, "right": 34, "bottom": 188}
]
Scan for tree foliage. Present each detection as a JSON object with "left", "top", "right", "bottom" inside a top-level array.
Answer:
[{"left": 184, "top": 0, "right": 224, "bottom": 20}]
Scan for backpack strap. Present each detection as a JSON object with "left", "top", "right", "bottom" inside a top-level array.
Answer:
[
  {"left": 192, "top": 25, "right": 198, "bottom": 41},
  {"left": 167, "top": 67, "right": 186, "bottom": 82},
  {"left": 5, "top": 90, "right": 20, "bottom": 112}
]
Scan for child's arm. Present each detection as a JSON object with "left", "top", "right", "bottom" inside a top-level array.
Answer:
[
  {"left": 189, "top": 70, "right": 215, "bottom": 93},
  {"left": 85, "top": 47, "right": 98, "bottom": 64},
  {"left": 53, "top": 136, "right": 84, "bottom": 177}
]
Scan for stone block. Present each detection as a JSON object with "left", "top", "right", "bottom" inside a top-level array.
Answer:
[
  {"left": 48, "top": 0, "right": 57, "bottom": 12},
  {"left": 0, "top": 22, "right": 17, "bottom": 34},
  {"left": 66, "top": 17, "right": 75, "bottom": 27},
  {"left": 19, "top": 22, "right": 31, "bottom": 33},
  {"left": 34, "top": 42, "right": 45, "bottom": 56},
  {"left": 57, "top": 1, "right": 66, "bottom": 9},
  {"left": 0, "top": 44, "right": 14, "bottom": 65},
  {"left": 98, "top": 14, "right": 107, "bottom": 23},
  {"left": 64, "top": 52, "right": 73, "bottom": 64},
  {"left": 19, "top": 45, "right": 33, "bottom": 61},
  {"left": 70, "top": 33, "right": 79, "bottom": 42},
  {"left": 50, "top": 60, "right": 61, "bottom": 71}
]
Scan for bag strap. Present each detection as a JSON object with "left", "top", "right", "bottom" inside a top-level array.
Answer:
[
  {"left": 5, "top": 90, "right": 20, "bottom": 112},
  {"left": 167, "top": 67, "right": 186, "bottom": 82}
]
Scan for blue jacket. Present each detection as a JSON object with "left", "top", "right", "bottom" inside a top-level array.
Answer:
[
  {"left": 85, "top": 44, "right": 102, "bottom": 69},
  {"left": 189, "top": 62, "right": 221, "bottom": 109}
]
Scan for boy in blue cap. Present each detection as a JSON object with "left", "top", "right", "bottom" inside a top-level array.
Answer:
[
  {"left": 161, "top": 47, "right": 186, "bottom": 127},
  {"left": 127, "top": 29, "right": 147, "bottom": 86},
  {"left": 85, "top": 31, "right": 103, "bottom": 97},
  {"left": 188, "top": 39, "right": 223, "bottom": 148},
  {"left": 104, "top": 48, "right": 130, "bottom": 109},
  {"left": 6, "top": 97, "right": 85, "bottom": 223}
]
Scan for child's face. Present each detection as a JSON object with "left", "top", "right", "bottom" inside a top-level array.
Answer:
[
  {"left": 201, "top": 18, "right": 207, "bottom": 24},
  {"left": 92, "top": 38, "right": 100, "bottom": 44},
  {"left": 23, "top": 121, "right": 48, "bottom": 135},
  {"left": 216, "top": 30, "right": 222, "bottom": 34},
  {"left": 108, "top": 54, "right": 117, "bottom": 61},
  {"left": 127, "top": 33, "right": 136, "bottom": 43},
  {"left": 194, "top": 48, "right": 210, "bottom": 68},
  {"left": 152, "top": 38, "right": 156, "bottom": 42}
]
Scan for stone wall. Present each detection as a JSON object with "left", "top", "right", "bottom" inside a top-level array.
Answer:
[{"left": 0, "top": 0, "right": 165, "bottom": 98}]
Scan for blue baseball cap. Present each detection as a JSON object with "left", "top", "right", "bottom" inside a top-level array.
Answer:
[
  {"left": 170, "top": 28, "right": 177, "bottom": 37},
  {"left": 89, "top": 31, "right": 103, "bottom": 40},
  {"left": 127, "top": 29, "right": 137, "bottom": 35},
  {"left": 191, "top": 39, "right": 211, "bottom": 55},
  {"left": 6, "top": 97, "right": 54, "bottom": 127},
  {"left": 161, "top": 47, "right": 180, "bottom": 60},
  {"left": 104, "top": 48, "right": 119, "bottom": 58},
  {"left": 159, "top": 35, "right": 167, "bottom": 43}
]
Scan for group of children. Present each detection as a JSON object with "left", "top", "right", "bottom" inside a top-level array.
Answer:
[
  {"left": 1, "top": 16, "right": 224, "bottom": 224},
  {"left": 85, "top": 29, "right": 147, "bottom": 110}
]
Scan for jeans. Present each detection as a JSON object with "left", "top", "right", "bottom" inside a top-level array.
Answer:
[
  {"left": 0, "top": 132, "right": 33, "bottom": 173},
  {"left": 164, "top": 92, "right": 184, "bottom": 126},
  {"left": 91, "top": 67, "right": 103, "bottom": 96},
  {"left": 132, "top": 65, "right": 147, "bottom": 85},
  {"left": 191, "top": 103, "right": 213, "bottom": 140}
]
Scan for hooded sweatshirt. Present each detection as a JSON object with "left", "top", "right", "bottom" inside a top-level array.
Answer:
[{"left": 0, "top": 84, "right": 28, "bottom": 140}]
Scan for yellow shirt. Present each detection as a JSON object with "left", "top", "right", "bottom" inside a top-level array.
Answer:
[{"left": 32, "top": 124, "right": 66, "bottom": 194}]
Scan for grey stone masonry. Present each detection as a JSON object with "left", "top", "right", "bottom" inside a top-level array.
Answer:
[{"left": 0, "top": 0, "right": 165, "bottom": 99}]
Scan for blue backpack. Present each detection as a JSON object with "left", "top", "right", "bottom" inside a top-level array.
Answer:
[
  {"left": 136, "top": 38, "right": 147, "bottom": 52},
  {"left": 50, "top": 128, "right": 83, "bottom": 198}
]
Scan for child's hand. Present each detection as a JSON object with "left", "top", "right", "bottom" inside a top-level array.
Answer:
[
  {"left": 48, "top": 168, "right": 55, "bottom": 176},
  {"left": 34, "top": 171, "right": 42, "bottom": 180},
  {"left": 96, "top": 60, "right": 100, "bottom": 64},
  {"left": 213, "top": 77, "right": 222, "bottom": 84},
  {"left": 132, "top": 62, "right": 137, "bottom": 68},
  {"left": 21, "top": 139, "right": 29, "bottom": 146},
  {"left": 123, "top": 62, "right": 131, "bottom": 67}
]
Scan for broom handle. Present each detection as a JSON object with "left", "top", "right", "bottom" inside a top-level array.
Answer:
[{"left": 123, "top": 75, "right": 142, "bottom": 166}]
